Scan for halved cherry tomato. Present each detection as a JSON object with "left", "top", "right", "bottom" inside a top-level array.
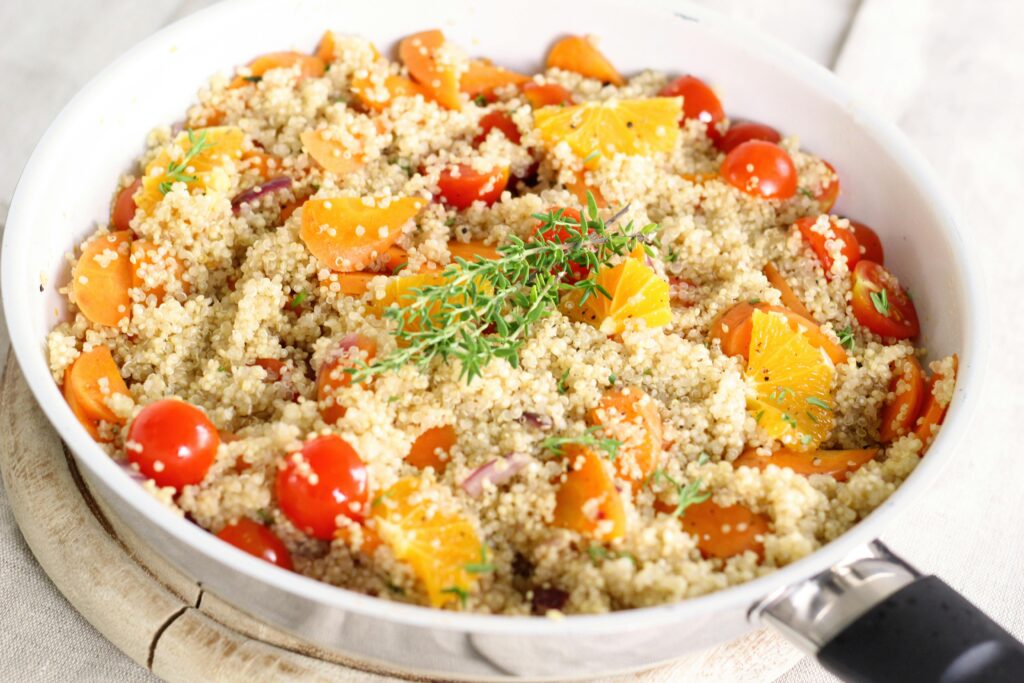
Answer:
[
  {"left": 317, "top": 334, "right": 377, "bottom": 424},
  {"left": 914, "top": 355, "right": 958, "bottom": 452},
  {"left": 275, "top": 434, "right": 369, "bottom": 540},
  {"left": 252, "top": 358, "right": 287, "bottom": 382},
  {"left": 659, "top": 75, "right": 725, "bottom": 142},
  {"left": 717, "top": 121, "right": 781, "bottom": 154},
  {"left": 217, "top": 518, "right": 293, "bottom": 570},
  {"left": 474, "top": 110, "right": 521, "bottom": 145},
  {"left": 816, "top": 161, "right": 840, "bottom": 213},
  {"left": 734, "top": 447, "right": 877, "bottom": 482},
  {"left": 521, "top": 82, "right": 572, "bottom": 108},
  {"left": 794, "top": 216, "right": 861, "bottom": 279},
  {"left": 850, "top": 261, "right": 919, "bottom": 339},
  {"left": 437, "top": 164, "right": 509, "bottom": 209},
  {"left": 405, "top": 424, "right": 457, "bottom": 474},
  {"left": 678, "top": 499, "right": 769, "bottom": 560},
  {"left": 847, "top": 219, "right": 884, "bottom": 264},
  {"left": 721, "top": 141, "right": 797, "bottom": 200},
  {"left": 879, "top": 355, "right": 925, "bottom": 443},
  {"left": 533, "top": 207, "right": 592, "bottom": 283},
  {"left": 126, "top": 399, "right": 220, "bottom": 490},
  {"left": 111, "top": 179, "right": 141, "bottom": 232}
]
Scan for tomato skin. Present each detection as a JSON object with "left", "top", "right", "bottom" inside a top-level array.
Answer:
[
  {"left": 437, "top": 164, "right": 509, "bottom": 209},
  {"left": 275, "top": 434, "right": 369, "bottom": 540},
  {"left": 521, "top": 82, "right": 572, "bottom": 108},
  {"left": 816, "top": 161, "right": 840, "bottom": 212},
  {"left": 127, "top": 399, "right": 220, "bottom": 490},
  {"left": 794, "top": 216, "right": 862, "bottom": 278},
  {"left": 879, "top": 356, "right": 925, "bottom": 442},
  {"left": 847, "top": 219, "right": 885, "bottom": 264},
  {"left": 533, "top": 207, "right": 592, "bottom": 283},
  {"left": 317, "top": 334, "right": 377, "bottom": 424},
  {"left": 112, "top": 178, "right": 142, "bottom": 232},
  {"left": 217, "top": 518, "right": 293, "bottom": 570},
  {"left": 659, "top": 75, "right": 725, "bottom": 142},
  {"left": 721, "top": 141, "right": 797, "bottom": 200},
  {"left": 474, "top": 111, "right": 521, "bottom": 145},
  {"left": 850, "top": 260, "right": 920, "bottom": 339},
  {"left": 717, "top": 121, "right": 781, "bottom": 154}
]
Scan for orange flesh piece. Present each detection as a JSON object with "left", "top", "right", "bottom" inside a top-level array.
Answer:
[
  {"left": 734, "top": 447, "right": 877, "bottom": 482},
  {"left": 763, "top": 262, "right": 813, "bottom": 320},
  {"left": 448, "top": 241, "right": 500, "bottom": 263},
  {"left": 679, "top": 499, "right": 769, "bottom": 560},
  {"left": 588, "top": 387, "right": 663, "bottom": 485},
  {"left": 405, "top": 425, "right": 457, "bottom": 474},
  {"left": 230, "top": 51, "right": 325, "bottom": 88},
  {"left": 574, "top": 256, "right": 672, "bottom": 335},
  {"left": 300, "top": 129, "right": 365, "bottom": 175},
  {"left": 546, "top": 35, "right": 624, "bottom": 86},
  {"left": 709, "top": 302, "right": 847, "bottom": 366},
  {"left": 299, "top": 196, "right": 425, "bottom": 272},
  {"left": 72, "top": 230, "right": 133, "bottom": 327},
  {"left": 914, "top": 354, "right": 958, "bottom": 453},
  {"left": 460, "top": 60, "right": 529, "bottom": 97},
  {"left": 62, "top": 346, "right": 130, "bottom": 440},
  {"left": 399, "top": 30, "right": 461, "bottom": 110},
  {"left": 552, "top": 446, "right": 627, "bottom": 541},
  {"left": 879, "top": 356, "right": 925, "bottom": 443},
  {"left": 336, "top": 523, "right": 383, "bottom": 555}
]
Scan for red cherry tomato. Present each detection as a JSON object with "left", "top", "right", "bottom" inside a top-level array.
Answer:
[
  {"left": 721, "top": 141, "right": 797, "bottom": 200},
  {"left": 112, "top": 178, "right": 142, "bottom": 232},
  {"left": 816, "top": 161, "right": 840, "bottom": 212},
  {"left": 533, "top": 207, "right": 593, "bottom": 283},
  {"left": 474, "top": 110, "right": 521, "bottom": 145},
  {"left": 521, "top": 82, "right": 572, "bottom": 108},
  {"left": 659, "top": 75, "right": 725, "bottom": 142},
  {"left": 794, "top": 216, "right": 862, "bottom": 279},
  {"left": 717, "top": 121, "right": 781, "bottom": 154},
  {"left": 437, "top": 164, "right": 509, "bottom": 209},
  {"left": 126, "top": 399, "right": 220, "bottom": 490},
  {"left": 847, "top": 219, "right": 885, "bottom": 264},
  {"left": 217, "top": 518, "right": 293, "bottom": 570},
  {"left": 851, "top": 260, "right": 920, "bottom": 339},
  {"left": 275, "top": 434, "right": 369, "bottom": 540}
]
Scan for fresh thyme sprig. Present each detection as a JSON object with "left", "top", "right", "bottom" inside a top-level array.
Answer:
[
  {"left": 159, "top": 129, "right": 213, "bottom": 195},
  {"left": 349, "top": 194, "right": 659, "bottom": 383},
  {"left": 541, "top": 426, "right": 622, "bottom": 461},
  {"left": 650, "top": 453, "right": 711, "bottom": 517}
]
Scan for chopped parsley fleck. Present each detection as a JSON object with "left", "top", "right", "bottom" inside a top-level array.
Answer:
[
  {"left": 665, "top": 247, "right": 679, "bottom": 263},
  {"left": 805, "top": 411, "right": 819, "bottom": 424},
  {"left": 541, "top": 426, "right": 620, "bottom": 461},
  {"left": 800, "top": 433, "right": 813, "bottom": 446},
  {"left": 441, "top": 585, "right": 469, "bottom": 608},
  {"left": 582, "top": 150, "right": 602, "bottom": 163},
  {"left": 255, "top": 508, "right": 273, "bottom": 525},
  {"left": 697, "top": 452, "right": 710, "bottom": 465},
  {"left": 587, "top": 545, "right": 608, "bottom": 563},
  {"left": 798, "top": 187, "right": 815, "bottom": 198},
  {"left": 748, "top": 297, "right": 762, "bottom": 305},
  {"left": 243, "top": 75, "right": 262, "bottom": 83},
  {"left": 650, "top": 469, "right": 710, "bottom": 517},
  {"left": 781, "top": 413, "right": 798, "bottom": 429},
  {"left": 385, "top": 581, "right": 405, "bottom": 595},
  {"left": 806, "top": 397, "right": 833, "bottom": 412},
  {"left": 755, "top": 409, "right": 766, "bottom": 423},
  {"left": 473, "top": 94, "right": 488, "bottom": 107},
  {"left": 464, "top": 545, "right": 495, "bottom": 574},
  {"left": 870, "top": 289, "right": 890, "bottom": 316},
  {"left": 557, "top": 368, "right": 570, "bottom": 395},
  {"left": 444, "top": 217, "right": 456, "bottom": 227},
  {"left": 608, "top": 373, "right": 617, "bottom": 385},
  {"left": 838, "top": 325, "right": 856, "bottom": 351},
  {"left": 387, "top": 395, "right": 400, "bottom": 403}
]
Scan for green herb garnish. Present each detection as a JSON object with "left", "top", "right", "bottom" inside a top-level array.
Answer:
[
  {"left": 464, "top": 545, "right": 495, "bottom": 574},
  {"left": 651, "top": 469, "right": 710, "bottom": 517},
  {"left": 541, "top": 426, "right": 621, "bottom": 461},
  {"left": 838, "top": 325, "right": 856, "bottom": 351},
  {"left": 243, "top": 75, "right": 262, "bottom": 83},
  {"left": 608, "top": 373, "right": 617, "bottom": 385},
  {"left": 582, "top": 150, "right": 602, "bottom": 164},
  {"left": 441, "top": 585, "right": 469, "bottom": 608},
  {"left": 806, "top": 397, "right": 833, "bottom": 412},
  {"left": 870, "top": 289, "right": 890, "bottom": 317},
  {"left": 289, "top": 290, "right": 309, "bottom": 309},
  {"left": 798, "top": 187, "right": 814, "bottom": 198},
  {"left": 781, "top": 413, "right": 798, "bottom": 429},
  {"left": 158, "top": 129, "right": 213, "bottom": 195},
  {"left": 557, "top": 368, "right": 571, "bottom": 395},
  {"left": 473, "top": 94, "right": 488, "bottom": 107}
]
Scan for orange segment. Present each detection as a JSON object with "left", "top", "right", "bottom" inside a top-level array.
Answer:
[
  {"left": 546, "top": 35, "right": 624, "bottom": 86},
  {"left": 372, "top": 477, "right": 482, "bottom": 607},
  {"left": 460, "top": 60, "right": 529, "bottom": 98},
  {"left": 552, "top": 446, "right": 626, "bottom": 541},
  {"left": 299, "top": 195, "right": 426, "bottom": 271},
  {"left": 746, "top": 309, "right": 836, "bottom": 450},
  {"left": 762, "top": 262, "right": 812, "bottom": 320},
  {"left": 734, "top": 446, "right": 877, "bottom": 482},
  {"left": 709, "top": 302, "right": 847, "bottom": 366},
  {"left": 587, "top": 387, "right": 663, "bottom": 486},
  {"left": 300, "top": 129, "right": 364, "bottom": 175},
  {"left": 679, "top": 499, "right": 769, "bottom": 560},
  {"left": 62, "top": 346, "right": 130, "bottom": 440},
  {"left": 229, "top": 51, "right": 325, "bottom": 88},
  {"left": 130, "top": 240, "right": 187, "bottom": 301},
  {"left": 351, "top": 73, "right": 431, "bottom": 112},
  {"left": 136, "top": 126, "right": 245, "bottom": 214},
  {"left": 72, "top": 230, "right": 133, "bottom": 327},
  {"left": 534, "top": 98, "right": 681, "bottom": 163},
  {"left": 406, "top": 425, "right": 457, "bottom": 474},
  {"left": 570, "top": 256, "right": 671, "bottom": 335},
  {"left": 398, "top": 30, "right": 461, "bottom": 110},
  {"left": 448, "top": 241, "right": 500, "bottom": 263}
]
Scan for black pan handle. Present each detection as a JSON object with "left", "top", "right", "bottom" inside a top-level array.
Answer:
[{"left": 759, "top": 541, "right": 1024, "bottom": 683}]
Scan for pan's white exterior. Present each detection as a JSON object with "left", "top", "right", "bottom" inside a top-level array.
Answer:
[{"left": 1, "top": 0, "right": 985, "bottom": 679}]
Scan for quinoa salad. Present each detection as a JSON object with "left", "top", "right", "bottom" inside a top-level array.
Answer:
[{"left": 48, "top": 30, "right": 958, "bottom": 615}]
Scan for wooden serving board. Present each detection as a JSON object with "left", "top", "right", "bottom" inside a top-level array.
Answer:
[{"left": 0, "top": 355, "right": 805, "bottom": 682}]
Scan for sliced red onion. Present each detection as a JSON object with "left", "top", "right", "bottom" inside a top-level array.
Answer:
[
  {"left": 517, "top": 411, "right": 553, "bottom": 431},
  {"left": 231, "top": 176, "right": 293, "bottom": 214},
  {"left": 461, "top": 452, "right": 532, "bottom": 498}
]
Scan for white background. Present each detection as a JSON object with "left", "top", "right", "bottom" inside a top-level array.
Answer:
[{"left": 1, "top": 0, "right": 1022, "bottom": 680}]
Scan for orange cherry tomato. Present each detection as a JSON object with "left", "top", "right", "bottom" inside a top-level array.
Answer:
[
  {"left": 679, "top": 499, "right": 769, "bottom": 560},
  {"left": 216, "top": 518, "right": 293, "bottom": 570},
  {"left": 317, "top": 334, "right": 377, "bottom": 424},
  {"left": 275, "top": 434, "right": 369, "bottom": 540},
  {"left": 914, "top": 354, "right": 958, "bottom": 452},
  {"left": 533, "top": 207, "right": 592, "bottom": 283},
  {"left": 734, "top": 447, "right": 877, "bottom": 483},
  {"left": 721, "top": 141, "right": 797, "bottom": 200},
  {"left": 717, "top": 121, "right": 781, "bottom": 154},
  {"left": 111, "top": 179, "right": 141, "bottom": 232},
  {"left": 437, "top": 164, "right": 509, "bottom": 209},
  {"left": 126, "top": 399, "right": 220, "bottom": 490},
  {"left": 405, "top": 424, "right": 457, "bottom": 474},
  {"left": 794, "top": 216, "right": 861, "bottom": 279},
  {"left": 474, "top": 110, "right": 521, "bottom": 145},
  {"left": 850, "top": 261, "right": 919, "bottom": 339},
  {"left": 847, "top": 219, "right": 885, "bottom": 264},
  {"left": 659, "top": 75, "right": 725, "bottom": 142},
  {"left": 816, "top": 161, "right": 840, "bottom": 213},
  {"left": 521, "top": 82, "right": 573, "bottom": 108},
  {"left": 252, "top": 358, "right": 286, "bottom": 382},
  {"left": 879, "top": 356, "right": 925, "bottom": 443}
]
